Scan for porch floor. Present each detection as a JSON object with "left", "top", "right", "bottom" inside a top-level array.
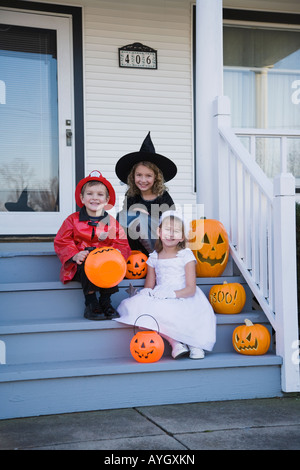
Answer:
[{"left": 0, "top": 395, "right": 299, "bottom": 450}]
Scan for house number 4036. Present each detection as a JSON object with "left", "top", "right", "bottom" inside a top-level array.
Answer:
[{"left": 119, "top": 50, "right": 157, "bottom": 69}]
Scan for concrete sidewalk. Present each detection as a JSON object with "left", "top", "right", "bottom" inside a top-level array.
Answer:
[{"left": 1, "top": 395, "right": 299, "bottom": 450}]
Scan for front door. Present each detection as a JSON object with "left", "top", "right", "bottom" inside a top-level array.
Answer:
[{"left": 0, "top": 9, "right": 74, "bottom": 235}]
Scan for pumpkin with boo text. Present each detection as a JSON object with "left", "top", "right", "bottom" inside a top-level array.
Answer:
[{"left": 209, "top": 281, "right": 246, "bottom": 314}]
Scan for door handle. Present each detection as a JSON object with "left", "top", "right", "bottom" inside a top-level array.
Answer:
[{"left": 66, "top": 129, "right": 72, "bottom": 146}]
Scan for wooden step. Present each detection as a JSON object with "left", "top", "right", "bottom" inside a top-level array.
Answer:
[
  {"left": 0, "top": 311, "right": 271, "bottom": 365},
  {"left": 0, "top": 275, "right": 253, "bottom": 322},
  {"left": 0, "top": 242, "right": 60, "bottom": 283},
  {"left": 0, "top": 242, "right": 282, "bottom": 420},
  {"left": 0, "top": 352, "right": 282, "bottom": 420},
  {"left": 0, "top": 242, "right": 238, "bottom": 283}
]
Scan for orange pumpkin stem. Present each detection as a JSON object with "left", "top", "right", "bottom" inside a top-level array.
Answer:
[{"left": 244, "top": 319, "right": 253, "bottom": 326}]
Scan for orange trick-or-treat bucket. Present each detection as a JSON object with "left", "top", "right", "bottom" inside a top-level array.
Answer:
[{"left": 84, "top": 247, "right": 126, "bottom": 288}]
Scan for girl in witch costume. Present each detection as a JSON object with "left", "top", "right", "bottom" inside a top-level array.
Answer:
[
  {"left": 115, "top": 132, "right": 177, "bottom": 256},
  {"left": 54, "top": 171, "right": 131, "bottom": 320}
]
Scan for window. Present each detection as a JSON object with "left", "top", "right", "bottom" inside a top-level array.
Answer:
[
  {"left": 223, "top": 20, "right": 300, "bottom": 186},
  {"left": 223, "top": 25, "right": 300, "bottom": 129},
  {"left": 0, "top": 24, "right": 59, "bottom": 211}
]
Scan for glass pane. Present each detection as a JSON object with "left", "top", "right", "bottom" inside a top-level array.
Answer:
[
  {"left": 223, "top": 69, "right": 256, "bottom": 127},
  {"left": 224, "top": 25, "right": 300, "bottom": 129},
  {"left": 0, "top": 24, "right": 59, "bottom": 212},
  {"left": 288, "top": 138, "right": 300, "bottom": 181},
  {"left": 238, "top": 136, "right": 251, "bottom": 152},
  {"left": 255, "top": 137, "right": 281, "bottom": 179}
]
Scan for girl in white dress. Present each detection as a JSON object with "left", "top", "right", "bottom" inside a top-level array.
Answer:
[{"left": 115, "top": 211, "right": 216, "bottom": 359}]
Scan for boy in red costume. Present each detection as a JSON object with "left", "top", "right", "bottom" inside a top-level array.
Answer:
[{"left": 54, "top": 171, "right": 131, "bottom": 320}]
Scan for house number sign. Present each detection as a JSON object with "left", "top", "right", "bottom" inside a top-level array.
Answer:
[{"left": 119, "top": 42, "right": 157, "bottom": 69}]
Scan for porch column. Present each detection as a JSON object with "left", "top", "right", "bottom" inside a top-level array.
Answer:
[
  {"left": 273, "top": 173, "right": 300, "bottom": 392},
  {"left": 195, "top": 0, "right": 223, "bottom": 218}
]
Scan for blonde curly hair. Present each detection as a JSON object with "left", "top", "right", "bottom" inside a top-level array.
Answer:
[{"left": 126, "top": 161, "right": 168, "bottom": 197}]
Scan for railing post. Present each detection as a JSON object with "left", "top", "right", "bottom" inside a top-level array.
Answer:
[
  {"left": 213, "top": 96, "right": 234, "bottom": 275},
  {"left": 273, "top": 173, "right": 300, "bottom": 392},
  {"left": 213, "top": 96, "right": 231, "bottom": 230}
]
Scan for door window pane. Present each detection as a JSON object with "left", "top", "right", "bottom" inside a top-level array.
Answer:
[{"left": 0, "top": 24, "right": 59, "bottom": 212}]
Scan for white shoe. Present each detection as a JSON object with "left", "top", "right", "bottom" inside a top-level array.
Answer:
[
  {"left": 171, "top": 342, "right": 189, "bottom": 359},
  {"left": 189, "top": 347, "right": 205, "bottom": 359}
]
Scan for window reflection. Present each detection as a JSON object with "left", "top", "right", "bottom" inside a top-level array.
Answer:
[
  {"left": 0, "top": 24, "right": 59, "bottom": 212},
  {"left": 224, "top": 25, "right": 300, "bottom": 129},
  {"left": 223, "top": 25, "right": 300, "bottom": 185}
]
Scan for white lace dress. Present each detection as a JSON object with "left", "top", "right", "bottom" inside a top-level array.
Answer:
[{"left": 115, "top": 248, "right": 216, "bottom": 350}]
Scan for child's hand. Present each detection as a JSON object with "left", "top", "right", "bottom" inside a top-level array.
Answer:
[
  {"left": 72, "top": 250, "right": 89, "bottom": 265},
  {"left": 153, "top": 286, "right": 176, "bottom": 299},
  {"left": 139, "top": 288, "right": 154, "bottom": 297}
]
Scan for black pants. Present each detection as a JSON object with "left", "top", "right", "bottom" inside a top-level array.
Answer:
[
  {"left": 74, "top": 262, "right": 119, "bottom": 296},
  {"left": 117, "top": 210, "right": 158, "bottom": 256}
]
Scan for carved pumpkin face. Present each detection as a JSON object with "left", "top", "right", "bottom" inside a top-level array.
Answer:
[
  {"left": 232, "top": 319, "right": 271, "bottom": 355},
  {"left": 209, "top": 281, "right": 246, "bottom": 314},
  {"left": 189, "top": 219, "right": 229, "bottom": 277},
  {"left": 84, "top": 246, "right": 126, "bottom": 288},
  {"left": 126, "top": 251, "right": 148, "bottom": 279},
  {"left": 130, "top": 331, "right": 164, "bottom": 363}
]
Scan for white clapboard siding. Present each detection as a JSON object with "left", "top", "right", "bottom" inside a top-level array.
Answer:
[
  {"left": 33, "top": 0, "right": 196, "bottom": 208},
  {"left": 83, "top": 0, "right": 195, "bottom": 208}
]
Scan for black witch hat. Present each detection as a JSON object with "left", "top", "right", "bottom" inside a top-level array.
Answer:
[
  {"left": 5, "top": 188, "right": 34, "bottom": 212},
  {"left": 115, "top": 132, "right": 177, "bottom": 184}
]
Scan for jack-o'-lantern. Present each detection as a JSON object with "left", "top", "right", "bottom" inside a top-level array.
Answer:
[
  {"left": 209, "top": 281, "right": 246, "bottom": 314},
  {"left": 130, "top": 315, "right": 165, "bottom": 363},
  {"left": 126, "top": 251, "right": 148, "bottom": 279},
  {"left": 232, "top": 319, "right": 271, "bottom": 355},
  {"left": 84, "top": 246, "right": 126, "bottom": 288},
  {"left": 188, "top": 219, "right": 229, "bottom": 277},
  {"left": 130, "top": 330, "right": 164, "bottom": 363}
]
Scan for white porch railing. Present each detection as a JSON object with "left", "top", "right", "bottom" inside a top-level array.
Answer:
[
  {"left": 234, "top": 129, "right": 300, "bottom": 189},
  {"left": 214, "top": 96, "right": 300, "bottom": 392}
]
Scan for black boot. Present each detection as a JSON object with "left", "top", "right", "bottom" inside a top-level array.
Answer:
[
  {"left": 84, "top": 299, "right": 104, "bottom": 320},
  {"left": 84, "top": 293, "right": 104, "bottom": 320},
  {"left": 99, "top": 294, "right": 119, "bottom": 319}
]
